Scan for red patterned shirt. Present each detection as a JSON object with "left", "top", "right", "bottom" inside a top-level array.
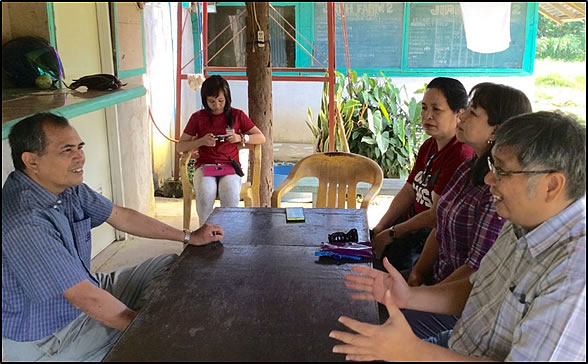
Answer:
[
  {"left": 433, "top": 157, "right": 505, "bottom": 282},
  {"left": 407, "top": 136, "right": 475, "bottom": 215},
  {"left": 183, "top": 108, "right": 255, "bottom": 168}
]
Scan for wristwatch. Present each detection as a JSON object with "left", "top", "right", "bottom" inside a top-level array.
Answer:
[
  {"left": 388, "top": 226, "right": 396, "bottom": 239},
  {"left": 183, "top": 229, "right": 191, "bottom": 245},
  {"left": 240, "top": 133, "right": 249, "bottom": 147},
  {"left": 242, "top": 133, "right": 250, "bottom": 144}
]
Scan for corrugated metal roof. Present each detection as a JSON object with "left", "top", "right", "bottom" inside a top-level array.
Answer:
[{"left": 539, "top": 2, "right": 586, "bottom": 24}]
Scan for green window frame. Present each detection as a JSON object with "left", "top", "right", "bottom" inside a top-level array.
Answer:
[
  {"left": 207, "top": 2, "right": 538, "bottom": 77},
  {"left": 206, "top": 2, "right": 313, "bottom": 75}
]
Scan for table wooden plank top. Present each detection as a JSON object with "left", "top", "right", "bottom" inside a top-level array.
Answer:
[
  {"left": 103, "top": 208, "right": 377, "bottom": 362},
  {"left": 205, "top": 207, "right": 370, "bottom": 246}
]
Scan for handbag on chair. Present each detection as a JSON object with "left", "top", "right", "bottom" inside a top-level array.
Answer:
[
  {"left": 230, "top": 158, "right": 244, "bottom": 177},
  {"left": 202, "top": 164, "right": 236, "bottom": 177}
]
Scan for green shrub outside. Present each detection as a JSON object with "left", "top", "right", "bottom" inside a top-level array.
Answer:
[
  {"left": 535, "top": 73, "right": 585, "bottom": 90},
  {"left": 306, "top": 71, "right": 426, "bottom": 178},
  {"left": 536, "top": 16, "right": 586, "bottom": 61}
]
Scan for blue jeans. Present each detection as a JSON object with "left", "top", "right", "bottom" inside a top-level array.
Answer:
[
  {"left": 424, "top": 329, "right": 453, "bottom": 348},
  {"left": 402, "top": 309, "right": 459, "bottom": 339}
]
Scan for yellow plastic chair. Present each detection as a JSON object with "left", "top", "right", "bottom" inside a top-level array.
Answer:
[
  {"left": 271, "top": 152, "right": 383, "bottom": 209},
  {"left": 180, "top": 144, "right": 262, "bottom": 229}
]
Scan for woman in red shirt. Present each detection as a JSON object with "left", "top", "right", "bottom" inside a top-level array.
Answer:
[
  {"left": 176, "top": 75, "right": 265, "bottom": 225},
  {"left": 371, "top": 77, "right": 475, "bottom": 272}
]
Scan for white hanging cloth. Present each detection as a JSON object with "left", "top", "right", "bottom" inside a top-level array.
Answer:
[{"left": 460, "top": 3, "right": 512, "bottom": 54}]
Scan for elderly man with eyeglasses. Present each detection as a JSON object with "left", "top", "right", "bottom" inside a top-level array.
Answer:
[{"left": 329, "top": 111, "right": 586, "bottom": 362}]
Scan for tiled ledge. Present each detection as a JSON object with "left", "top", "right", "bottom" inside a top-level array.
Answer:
[{"left": 2, "top": 85, "right": 146, "bottom": 139}]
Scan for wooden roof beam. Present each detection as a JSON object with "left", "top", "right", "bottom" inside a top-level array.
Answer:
[
  {"left": 551, "top": 3, "right": 580, "bottom": 19},
  {"left": 539, "top": 7, "right": 563, "bottom": 24},
  {"left": 566, "top": 2, "right": 586, "bottom": 15},
  {"left": 561, "top": 17, "right": 586, "bottom": 23}
]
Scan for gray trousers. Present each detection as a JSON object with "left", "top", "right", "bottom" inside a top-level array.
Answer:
[
  {"left": 193, "top": 166, "right": 242, "bottom": 226},
  {"left": 2, "top": 253, "right": 177, "bottom": 362}
]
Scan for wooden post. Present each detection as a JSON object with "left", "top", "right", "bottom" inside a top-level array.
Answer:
[{"left": 245, "top": 2, "right": 273, "bottom": 207}]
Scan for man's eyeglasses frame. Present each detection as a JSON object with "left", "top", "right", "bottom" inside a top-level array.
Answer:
[{"left": 487, "top": 156, "right": 557, "bottom": 181}]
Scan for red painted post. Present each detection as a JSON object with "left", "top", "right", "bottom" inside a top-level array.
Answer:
[{"left": 327, "top": 2, "right": 336, "bottom": 152}]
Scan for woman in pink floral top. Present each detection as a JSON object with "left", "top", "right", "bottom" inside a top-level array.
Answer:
[{"left": 403, "top": 83, "right": 532, "bottom": 339}]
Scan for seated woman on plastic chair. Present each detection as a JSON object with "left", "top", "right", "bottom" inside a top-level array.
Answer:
[
  {"left": 176, "top": 75, "right": 265, "bottom": 225},
  {"left": 371, "top": 77, "right": 476, "bottom": 272}
]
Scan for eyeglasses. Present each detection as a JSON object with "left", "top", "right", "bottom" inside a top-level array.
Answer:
[{"left": 487, "top": 156, "right": 557, "bottom": 181}]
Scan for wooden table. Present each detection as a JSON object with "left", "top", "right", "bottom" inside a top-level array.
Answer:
[
  {"left": 103, "top": 208, "right": 378, "bottom": 362},
  {"left": 207, "top": 207, "right": 370, "bottom": 246}
]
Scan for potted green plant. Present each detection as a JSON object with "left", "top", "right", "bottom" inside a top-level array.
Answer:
[{"left": 306, "top": 71, "right": 426, "bottom": 178}]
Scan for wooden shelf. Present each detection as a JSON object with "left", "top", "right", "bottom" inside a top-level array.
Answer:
[{"left": 2, "top": 85, "right": 146, "bottom": 139}]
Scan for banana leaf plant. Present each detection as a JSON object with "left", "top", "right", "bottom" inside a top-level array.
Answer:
[{"left": 306, "top": 71, "right": 426, "bottom": 178}]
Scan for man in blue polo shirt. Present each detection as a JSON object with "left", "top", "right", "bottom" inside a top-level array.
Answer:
[{"left": 2, "top": 112, "right": 224, "bottom": 361}]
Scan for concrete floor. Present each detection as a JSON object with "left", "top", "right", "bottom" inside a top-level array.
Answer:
[
  {"left": 90, "top": 143, "right": 396, "bottom": 274},
  {"left": 272, "top": 142, "right": 315, "bottom": 163}
]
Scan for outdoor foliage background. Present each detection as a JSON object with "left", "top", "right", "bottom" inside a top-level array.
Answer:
[{"left": 536, "top": 16, "right": 586, "bottom": 61}]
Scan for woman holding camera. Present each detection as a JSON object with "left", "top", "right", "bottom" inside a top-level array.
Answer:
[{"left": 177, "top": 75, "right": 265, "bottom": 225}]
